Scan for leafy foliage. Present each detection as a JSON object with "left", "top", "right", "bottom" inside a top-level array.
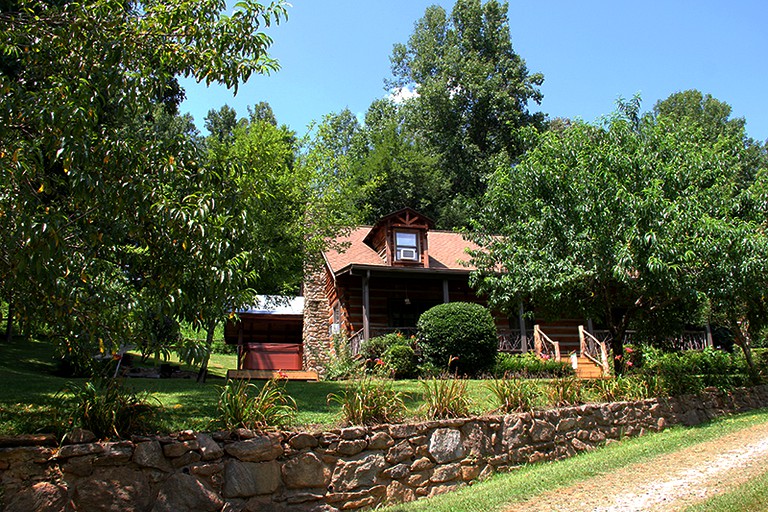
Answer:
[
  {"left": 324, "top": 334, "right": 363, "bottom": 381},
  {"left": 493, "top": 352, "right": 574, "bottom": 378},
  {"left": 0, "top": 1, "right": 292, "bottom": 369},
  {"left": 470, "top": 94, "right": 768, "bottom": 372},
  {"left": 384, "top": 344, "right": 419, "bottom": 379},
  {"left": 417, "top": 302, "right": 498, "bottom": 376},
  {"left": 640, "top": 347, "right": 750, "bottom": 395},
  {"left": 388, "top": 0, "right": 545, "bottom": 227},
  {"left": 215, "top": 378, "right": 296, "bottom": 430}
]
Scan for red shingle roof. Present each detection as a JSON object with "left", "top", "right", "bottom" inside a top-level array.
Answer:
[{"left": 323, "top": 226, "right": 479, "bottom": 275}]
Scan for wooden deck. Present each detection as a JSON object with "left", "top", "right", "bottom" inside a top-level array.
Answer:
[{"left": 226, "top": 369, "right": 319, "bottom": 381}]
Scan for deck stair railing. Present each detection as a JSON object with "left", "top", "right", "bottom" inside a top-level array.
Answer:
[
  {"left": 578, "top": 325, "right": 611, "bottom": 376},
  {"left": 533, "top": 324, "right": 561, "bottom": 361}
]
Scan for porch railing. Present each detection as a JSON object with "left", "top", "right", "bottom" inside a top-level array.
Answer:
[
  {"left": 348, "top": 328, "right": 364, "bottom": 356},
  {"left": 497, "top": 329, "right": 534, "bottom": 353},
  {"left": 533, "top": 324, "right": 561, "bottom": 361},
  {"left": 667, "top": 331, "right": 711, "bottom": 351},
  {"left": 591, "top": 329, "right": 710, "bottom": 351}
]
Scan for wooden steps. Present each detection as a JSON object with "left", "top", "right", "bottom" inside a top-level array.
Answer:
[
  {"left": 572, "top": 355, "right": 607, "bottom": 379},
  {"left": 226, "top": 369, "right": 319, "bottom": 381}
]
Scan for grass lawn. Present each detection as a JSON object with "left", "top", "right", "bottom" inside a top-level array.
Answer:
[
  {"left": 380, "top": 408, "right": 768, "bottom": 512},
  {"left": 0, "top": 335, "right": 510, "bottom": 435},
  {"left": 683, "top": 468, "right": 768, "bottom": 512}
]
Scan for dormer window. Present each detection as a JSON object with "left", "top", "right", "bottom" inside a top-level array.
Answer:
[{"left": 395, "top": 231, "right": 420, "bottom": 262}]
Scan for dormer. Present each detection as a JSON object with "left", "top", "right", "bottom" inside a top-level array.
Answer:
[{"left": 363, "top": 208, "right": 434, "bottom": 268}]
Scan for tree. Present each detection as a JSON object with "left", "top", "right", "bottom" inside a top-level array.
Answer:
[
  {"left": 205, "top": 104, "right": 241, "bottom": 143},
  {"left": 0, "top": 0, "right": 288, "bottom": 361},
  {"left": 469, "top": 97, "right": 755, "bottom": 373},
  {"left": 348, "top": 99, "right": 447, "bottom": 223},
  {"left": 389, "top": 0, "right": 544, "bottom": 227},
  {"left": 182, "top": 112, "right": 305, "bottom": 382},
  {"left": 652, "top": 91, "right": 768, "bottom": 370}
]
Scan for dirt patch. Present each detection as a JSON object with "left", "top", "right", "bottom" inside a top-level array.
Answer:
[{"left": 504, "top": 420, "right": 768, "bottom": 512}]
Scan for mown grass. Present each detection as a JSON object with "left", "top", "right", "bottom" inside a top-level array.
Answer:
[
  {"left": 380, "top": 408, "right": 768, "bottom": 512},
  {"left": 683, "top": 468, "right": 768, "bottom": 512},
  {"left": 0, "top": 336, "right": 508, "bottom": 434}
]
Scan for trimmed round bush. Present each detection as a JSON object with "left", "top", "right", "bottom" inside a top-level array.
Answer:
[{"left": 417, "top": 302, "right": 498, "bottom": 376}]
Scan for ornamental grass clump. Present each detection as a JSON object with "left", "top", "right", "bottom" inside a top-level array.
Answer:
[
  {"left": 59, "top": 378, "right": 159, "bottom": 439},
  {"left": 419, "top": 375, "right": 472, "bottom": 420},
  {"left": 487, "top": 375, "right": 539, "bottom": 413},
  {"left": 544, "top": 377, "right": 583, "bottom": 408},
  {"left": 327, "top": 377, "right": 407, "bottom": 426},
  {"left": 216, "top": 378, "right": 296, "bottom": 430},
  {"left": 588, "top": 375, "right": 653, "bottom": 403}
]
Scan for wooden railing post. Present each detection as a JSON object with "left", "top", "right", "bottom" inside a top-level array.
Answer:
[
  {"left": 599, "top": 341, "right": 610, "bottom": 376},
  {"left": 533, "top": 324, "right": 542, "bottom": 357},
  {"left": 578, "top": 325, "right": 586, "bottom": 355}
]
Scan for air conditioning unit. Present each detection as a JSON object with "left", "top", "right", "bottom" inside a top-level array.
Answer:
[{"left": 397, "top": 248, "right": 418, "bottom": 261}]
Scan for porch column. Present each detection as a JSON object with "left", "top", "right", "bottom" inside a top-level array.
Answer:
[
  {"left": 706, "top": 322, "right": 713, "bottom": 348},
  {"left": 442, "top": 279, "right": 450, "bottom": 303},
  {"left": 518, "top": 302, "right": 528, "bottom": 353},
  {"left": 362, "top": 270, "right": 370, "bottom": 341}
]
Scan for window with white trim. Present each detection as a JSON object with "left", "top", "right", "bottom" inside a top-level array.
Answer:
[{"left": 395, "top": 231, "right": 419, "bottom": 262}]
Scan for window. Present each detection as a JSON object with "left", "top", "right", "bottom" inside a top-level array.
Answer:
[
  {"left": 330, "top": 302, "right": 341, "bottom": 335},
  {"left": 395, "top": 231, "right": 419, "bottom": 261}
]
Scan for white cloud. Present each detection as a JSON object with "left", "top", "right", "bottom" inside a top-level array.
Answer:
[{"left": 388, "top": 86, "right": 419, "bottom": 104}]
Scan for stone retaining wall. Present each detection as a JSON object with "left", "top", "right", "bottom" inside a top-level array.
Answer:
[{"left": 3, "top": 385, "right": 768, "bottom": 512}]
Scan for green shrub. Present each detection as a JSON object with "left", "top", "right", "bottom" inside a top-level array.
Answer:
[
  {"left": 417, "top": 302, "right": 497, "bottom": 376},
  {"left": 327, "top": 377, "right": 407, "bottom": 426},
  {"left": 383, "top": 344, "right": 418, "bottom": 378},
  {"left": 360, "top": 332, "right": 409, "bottom": 361},
  {"left": 419, "top": 376, "right": 472, "bottom": 419},
  {"left": 360, "top": 332, "right": 417, "bottom": 377},
  {"left": 641, "top": 347, "right": 747, "bottom": 395},
  {"left": 59, "top": 378, "right": 159, "bottom": 439},
  {"left": 493, "top": 352, "right": 574, "bottom": 378},
  {"left": 215, "top": 378, "right": 296, "bottom": 430},
  {"left": 487, "top": 376, "right": 538, "bottom": 413}
]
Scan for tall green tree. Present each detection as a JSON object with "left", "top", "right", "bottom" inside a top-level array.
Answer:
[
  {"left": 0, "top": 0, "right": 288, "bottom": 360},
  {"left": 389, "top": 0, "right": 544, "bottom": 227},
  {"left": 348, "top": 99, "right": 447, "bottom": 223},
  {"left": 469, "top": 97, "right": 761, "bottom": 372},
  {"left": 653, "top": 91, "right": 768, "bottom": 369}
]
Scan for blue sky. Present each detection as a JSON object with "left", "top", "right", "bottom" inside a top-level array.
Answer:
[{"left": 180, "top": 1, "right": 768, "bottom": 142}]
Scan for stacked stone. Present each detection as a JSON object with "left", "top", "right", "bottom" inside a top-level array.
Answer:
[{"left": 2, "top": 385, "right": 768, "bottom": 511}]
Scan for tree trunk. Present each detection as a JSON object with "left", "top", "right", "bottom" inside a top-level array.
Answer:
[
  {"left": 5, "top": 302, "right": 14, "bottom": 343},
  {"left": 609, "top": 325, "right": 626, "bottom": 375},
  {"left": 196, "top": 320, "right": 217, "bottom": 384},
  {"left": 731, "top": 321, "right": 755, "bottom": 374}
]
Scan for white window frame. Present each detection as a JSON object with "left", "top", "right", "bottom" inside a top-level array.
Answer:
[{"left": 394, "top": 231, "right": 420, "bottom": 262}]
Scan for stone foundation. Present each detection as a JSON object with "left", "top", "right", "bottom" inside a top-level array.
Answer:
[{"left": 2, "top": 386, "right": 768, "bottom": 511}]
